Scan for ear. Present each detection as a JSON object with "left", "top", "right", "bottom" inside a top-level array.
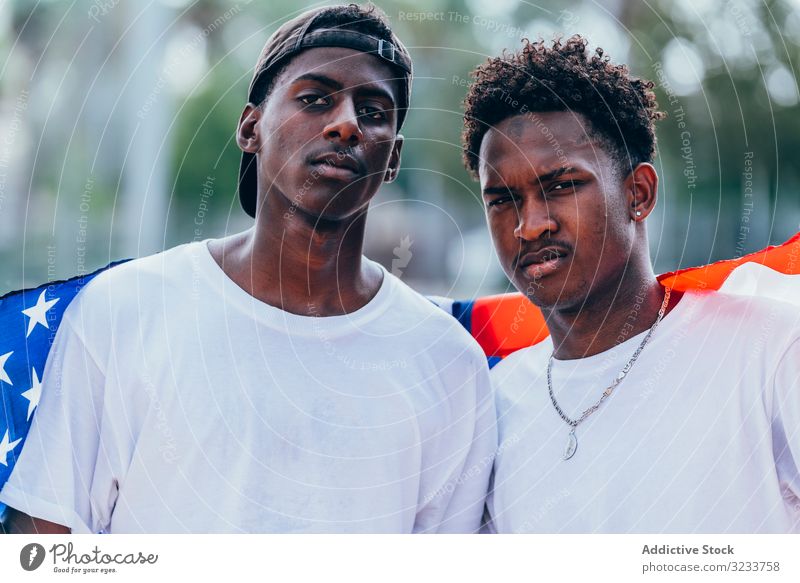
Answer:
[
  {"left": 624, "top": 162, "right": 658, "bottom": 222},
  {"left": 384, "top": 134, "right": 404, "bottom": 183},
  {"left": 237, "top": 103, "right": 262, "bottom": 154}
]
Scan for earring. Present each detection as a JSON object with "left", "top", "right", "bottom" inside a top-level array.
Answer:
[{"left": 635, "top": 210, "right": 642, "bottom": 217}]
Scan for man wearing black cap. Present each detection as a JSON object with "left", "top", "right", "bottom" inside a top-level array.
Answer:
[{"left": 1, "top": 4, "right": 495, "bottom": 534}]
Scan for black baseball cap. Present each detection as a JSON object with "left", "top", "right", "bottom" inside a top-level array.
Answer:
[{"left": 238, "top": 5, "right": 413, "bottom": 218}]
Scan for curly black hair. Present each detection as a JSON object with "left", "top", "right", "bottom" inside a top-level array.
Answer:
[{"left": 462, "top": 35, "right": 665, "bottom": 179}]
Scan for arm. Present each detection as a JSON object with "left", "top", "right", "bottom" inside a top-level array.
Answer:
[
  {"left": 0, "top": 302, "right": 117, "bottom": 534},
  {"left": 414, "top": 354, "right": 498, "bottom": 533},
  {"left": 435, "top": 378, "right": 497, "bottom": 533},
  {"left": 2, "top": 507, "right": 70, "bottom": 534},
  {"left": 772, "top": 337, "right": 800, "bottom": 505},
  {"left": 478, "top": 471, "right": 497, "bottom": 534}
]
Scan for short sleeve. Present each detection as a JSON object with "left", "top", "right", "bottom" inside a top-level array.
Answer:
[
  {"left": 772, "top": 337, "right": 800, "bottom": 506},
  {"left": 414, "top": 356, "right": 498, "bottom": 533},
  {"left": 0, "top": 313, "right": 117, "bottom": 533},
  {"left": 478, "top": 469, "right": 497, "bottom": 534}
]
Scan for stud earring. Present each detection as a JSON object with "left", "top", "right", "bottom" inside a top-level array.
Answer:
[{"left": 635, "top": 210, "right": 642, "bottom": 217}]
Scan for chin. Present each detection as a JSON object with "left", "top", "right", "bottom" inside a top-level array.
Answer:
[{"left": 514, "top": 274, "right": 587, "bottom": 313}]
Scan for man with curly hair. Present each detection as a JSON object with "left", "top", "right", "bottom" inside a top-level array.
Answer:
[
  {"left": 0, "top": 4, "right": 496, "bottom": 534},
  {"left": 463, "top": 36, "right": 800, "bottom": 533}
]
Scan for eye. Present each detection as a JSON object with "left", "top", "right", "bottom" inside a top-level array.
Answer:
[
  {"left": 357, "top": 105, "right": 387, "bottom": 120},
  {"left": 486, "top": 195, "right": 516, "bottom": 208},
  {"left": 299, "top": 94, "right": 330, "bottom": 106},
  {"left": 549, "top": 180, "right": 581, "bottom": 194}
]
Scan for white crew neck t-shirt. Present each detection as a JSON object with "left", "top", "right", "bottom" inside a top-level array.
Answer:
[
  {"left": 487, "top": 290, "right": 800, "bottom": 533},
  {"left": 0, "top": 241, "right": 496, "bottom": 533}
]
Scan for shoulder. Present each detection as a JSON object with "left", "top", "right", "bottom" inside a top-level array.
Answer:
[
  {"left": 489, "top": 339, "right": 551, "bottom": 413},
  {"left": 687, "top": 290, "right": 800, "bottom": 346},
  {"left": 490, "top": 339, "right": 551, "bottom": 379},
  {"left": 74, "top": 243, "right": 199, "bottom": 301},
  {"left": 378, "top": 268, "right": 488, "bottom": 365},
  {"left": 81, "top": 242, "right": 199, "bottom": 294},
  {"left": 62, "top": 242, "right": 201, "bottom": 332},
  {"left": 689, "top": 288, "right": 797, "bottom": 315}
]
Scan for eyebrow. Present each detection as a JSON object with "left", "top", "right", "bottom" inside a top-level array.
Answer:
[
  {"left": 482, "top": 186, "right": 515, "bottom": 196},
  {"left": 292, "top": 73, "right": 343, "bottom": 91},
  {"left": 536, "top": 166, "right": 577, "bottom": 183},
  {"left": 291, "top": 73, "right": 396, "bottom": 106},
  {"left": 482, "top": 166, "right": 578, "bottom": 195}
]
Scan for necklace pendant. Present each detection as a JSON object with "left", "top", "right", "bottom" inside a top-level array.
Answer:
[{"left": 563, "top": 428, "right": 578, "bottom": 460}]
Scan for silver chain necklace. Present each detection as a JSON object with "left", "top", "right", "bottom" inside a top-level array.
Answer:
[{"left": 547, "top": 287, "right": 671, "bottom": 461}]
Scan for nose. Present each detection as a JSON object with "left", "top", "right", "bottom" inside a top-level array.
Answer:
[
  {"left": 513, "top": 198, "right": 558, "bottom": 241},
  {"left": 323, "top": 98, "right": 363, "bottom": 145}
]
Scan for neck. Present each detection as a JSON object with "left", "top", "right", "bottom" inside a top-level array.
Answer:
[
  {"left": 209, "top": 189, "right": 382, "bottom": 317},
  {"left": 544, "top": 261, "right": 681, "bottom": 360}
]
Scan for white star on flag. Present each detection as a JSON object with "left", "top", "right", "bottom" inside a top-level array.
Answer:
[
  {"left": 21, "top": 368, "right": 42, "bottom": 421},
  {"left": 0, "top": 351, "right": 12, "bottom": 385},
  {"left": 22, "top": 290, "right": 60, "bottom": 338},
  {"left": 0, "top": 429, "right": 22, "bottom": 467}
]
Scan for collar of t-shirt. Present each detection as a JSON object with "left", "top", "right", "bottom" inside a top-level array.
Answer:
[{"left": 190, "top": 240, "right": 397, "bottom": 338}]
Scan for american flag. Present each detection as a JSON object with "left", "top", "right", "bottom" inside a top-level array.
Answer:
[
  {"left": 0, "top": 261, "right": 129, "bottom": 500},
  {"left": 0, "top": 232, "right": 796, "bottom": 509}
]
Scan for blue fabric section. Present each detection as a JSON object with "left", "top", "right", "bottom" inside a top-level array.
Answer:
[
  {"left": 451, "top": 301, "right": 498, "bottom": 368},
  {"left": 0, "top": 260, "right": 131, "bottom": 496},
  {"left": 450, "top": 300, "right": 474, "bottom": 335},
  {"left": 427, "top": 297, "right": 497, "bottom": 367}
]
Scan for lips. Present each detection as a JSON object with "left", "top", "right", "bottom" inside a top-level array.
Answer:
[
  {"left": 517, "top": 247, "right": 570, "bottom": 278},
  {"left": 310, "top": 152, "right": 362, "bottom": 179}
]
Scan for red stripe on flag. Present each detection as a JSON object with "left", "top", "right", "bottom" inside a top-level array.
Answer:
[
  {"left": 469, "top": 232, "right": 800, "bottom": 359},
  {"left": 470, "top": 294, "right": 549, "bottom": 359},
  {"left": 658, "top": 231, "right": 800, "bottom": 291}
]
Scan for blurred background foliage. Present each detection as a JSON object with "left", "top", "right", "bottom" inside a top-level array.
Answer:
[{"left": 1, "top": 0, "right": 798, "bottom": 297}]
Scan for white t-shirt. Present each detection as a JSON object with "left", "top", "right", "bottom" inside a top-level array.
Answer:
[
  {"left": 0, "top": 241, "right": 496, "bottom": 533},
  {"left": 486, "top": 290, "right": 800, "bottom": 533}
]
